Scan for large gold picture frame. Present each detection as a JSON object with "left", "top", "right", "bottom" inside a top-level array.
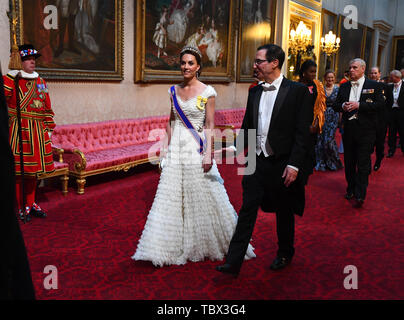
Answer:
[
  {"left": 14, "top": 0, "right": 124, "bottom": 81},
  {"left": 391, "top": 36, "right": 404, "bottom": 71},
  {"left": 335, "top": 15, "right": 372, "bottom": 80},
  {"left": 236, "top": 0, "right": 276, "bottom": 83},
  {"left": 286, "top": 1, "right": 321, "bottom": 81},
  {"left": 135, "top": 0, "right": 236, "bottom": 83},
  {"left": 318, "top": 8, "right": 338, "bottom": 78}
]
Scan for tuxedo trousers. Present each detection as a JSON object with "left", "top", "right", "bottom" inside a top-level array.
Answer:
[
  {"left": 225, "top": 153, "right": 295, "bottom": 270},
  {"left": 342, "top": 120, "right": 376, "bottom": 200},
  {"left": 374, "top": 114, "right": 388, "bottom": 161},
  {"left": 388, "top": 108, "right": 404, "bottom": 154}
]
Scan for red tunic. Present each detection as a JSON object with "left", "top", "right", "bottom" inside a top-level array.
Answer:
[{"left": 3, "top": 72, "right": 55, "bottom": 177}]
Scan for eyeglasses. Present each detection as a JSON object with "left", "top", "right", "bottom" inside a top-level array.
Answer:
[{"left": 254, "top": 59, "right": 268, "bottom": 66}]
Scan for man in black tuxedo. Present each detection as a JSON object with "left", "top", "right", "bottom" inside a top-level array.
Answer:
[
  {"left": 0, "top": 67, "right": 35, "bottom": 299},
  {"left": 333, "top": 59, "right": 384, "bottom": 208},
  {"left": 386, "top": 70, "right": 404, "bottom": 157},
  {"left": 368, "top": 67, "right": 393, "bottom": 171},
  {"left": 215, "top": 44, "right": 313, "bottom": 277}
]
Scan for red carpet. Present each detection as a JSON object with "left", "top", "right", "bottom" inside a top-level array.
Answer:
[{"left": 20, "top": 151, "right": 403, "bottom": 300}]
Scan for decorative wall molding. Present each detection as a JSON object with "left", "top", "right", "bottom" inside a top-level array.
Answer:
[
  {"left": 373, "top": 20, "right": 394, "bottom": 34},
  {"left": 290, "top": 0, "right": 322, "bottom": 12}
]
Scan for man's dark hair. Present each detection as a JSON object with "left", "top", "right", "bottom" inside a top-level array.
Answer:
[{"left": 257, "top": 44, "right": 285, "bottom": 69}]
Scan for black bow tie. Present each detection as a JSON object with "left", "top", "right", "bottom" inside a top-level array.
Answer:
[{"left": 261, "top": 84, "right": 276, "bottom": 92}]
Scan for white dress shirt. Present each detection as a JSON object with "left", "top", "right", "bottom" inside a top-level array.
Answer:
[
  {"left": 392, "top": 80, "right": 402, "bottom": 108},
  {"left": 343, "top": 76, "right": 365, "bottom": 120},
  {"left": 349, "top": 76, "right": 365, "bottom": 102},
  {"left": 256, "top": 74, "right": 283, "bottom": 157}
]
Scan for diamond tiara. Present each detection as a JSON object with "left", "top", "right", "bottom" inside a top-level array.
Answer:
[{"left": 180, "top": 46, "right": 202, "bottom": 59}]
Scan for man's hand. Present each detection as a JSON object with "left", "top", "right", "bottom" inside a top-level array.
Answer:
[
  {"left": 343, "top": 101, "right": 360, "bottom": 112},
  {"left": 282, "top": 166, "right": 298, "bottom": 187}
]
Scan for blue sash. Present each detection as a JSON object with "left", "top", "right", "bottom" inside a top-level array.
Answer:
[{"left": 170, "top": 86, "right": 205, "bottom": 154}]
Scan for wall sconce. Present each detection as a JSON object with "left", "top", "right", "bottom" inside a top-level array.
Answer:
[{"left": 320, "top": 31, "right": 341, "bottom": 56}]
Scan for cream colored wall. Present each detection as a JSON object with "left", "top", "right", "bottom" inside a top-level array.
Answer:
[{"left": 0, "top": 0, "right": 250, "bottom": 125}]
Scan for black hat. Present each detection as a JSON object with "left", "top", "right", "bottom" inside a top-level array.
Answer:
[{"left": 18, "top": 44, "right": 41, "bottom": 61}]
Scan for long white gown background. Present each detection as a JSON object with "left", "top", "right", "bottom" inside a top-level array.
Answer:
[{"left": 132, "top": 85, "right": 255, "bottom": 267}]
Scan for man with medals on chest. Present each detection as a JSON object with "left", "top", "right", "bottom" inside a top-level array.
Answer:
[
  {"left": 3, "top": 44, "right": 56, "bottom": 222},
  {"left": 333, "top": 59, "right": 384, "bottom": 208}
]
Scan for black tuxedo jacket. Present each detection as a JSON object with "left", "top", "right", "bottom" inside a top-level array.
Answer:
[
  {"left": 385, "top": 82, "right": 404, "bottom": 110},
  {"left": 378, "top": 82, "right": 394, "bottom": 122},
  {"left": 239, "top": 77, "right": 313, "bottom": 171},
  {"left": 333, "top": 78, "right": 385, "bottom": 129},
  {"left": 238, "top": 77, "right": 313, "bottom": 216}
]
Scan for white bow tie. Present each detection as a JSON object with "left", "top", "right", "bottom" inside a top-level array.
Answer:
[{"left": 351, "top": 81, "right": 359, "bottom": 87}]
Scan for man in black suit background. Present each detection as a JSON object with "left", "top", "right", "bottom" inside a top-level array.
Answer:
[
  {"left": 215, "top": 44, "right": 313, "bottom": 277},
  {"left": 368, "top": 66, "right": 394, "bottom": 171},
  {"left": 386, "top": 70, "right": 404, "bottom": 158},
  {"left": 334, "top": 59, "right": 384, "bottom": 208}
]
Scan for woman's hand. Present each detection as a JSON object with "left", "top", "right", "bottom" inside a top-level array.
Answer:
[{"left": 202, "top": 153, "right": 213, "bottom": 173}]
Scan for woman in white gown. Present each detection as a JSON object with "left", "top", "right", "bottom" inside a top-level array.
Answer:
[{"left": 132, "top": 46, "right": 255, "bottom": 267}]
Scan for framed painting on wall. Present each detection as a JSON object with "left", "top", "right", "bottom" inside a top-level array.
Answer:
[
  {"left": 135, "top": 0, "right": 236, "bottom": 83},
  {"left": 335, "top": 15, "right": 366, "bottom": 81},
  {"left": 392, "top": 36, "right": 404, "bottom": 71},
  {"left": 363, "top": 27, "right": 374, "bottom": 72},
  {"left": 236, "top": 0, "right": 276, "bottom": 82},
  {"left": 14, "top": 0, "right": 124, "bottom": 81}
]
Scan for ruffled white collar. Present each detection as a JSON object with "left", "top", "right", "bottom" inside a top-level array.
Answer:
[{"left": 7, "top": 70, "right": 39, "bottom": 79}]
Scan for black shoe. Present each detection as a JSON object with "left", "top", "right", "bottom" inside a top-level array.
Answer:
[
  {"left": 352, "top": 198, "right": 364, "bottom": 208},
  {"left": 215, "top": 263, "right": 240, "bottom": 278},
  {"left": 374, "top": 158, "right": 382, "bottom": 171},
  {"left": 30, "top": 203, "right": 47, "bottom": 218},
  {"left": 344, "top": 193, "right": 354, "bottom": 200},
  {"left": 387, "top": 152, "right": 394, "bottom": 158},
  {"left": 270, "top": 256, "right": 292, "bottom": 270},
  {"left": 19, "top": 207, "right": 31, "bottom": 222}
]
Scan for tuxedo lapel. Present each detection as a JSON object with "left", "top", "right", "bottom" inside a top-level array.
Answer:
[
  {"left": 398, "top": 84, "right": 404, "bottom": 106},
  {"left": 268, "top": 78, "right": 290, "bottom": 132},
  {"left": 253, "top": 86, "right": 263, "bottom": 129},
  {"left": 344, "top": 81, "right": 352, "bottom": 101}
]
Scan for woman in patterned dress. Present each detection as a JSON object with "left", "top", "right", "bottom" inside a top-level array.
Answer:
[{"left": 315, "top": 70, "right": 343, "bottom": 171}]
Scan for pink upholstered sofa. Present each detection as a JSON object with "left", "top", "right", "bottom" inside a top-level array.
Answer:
[
  {"left": 214, "top": 108, "right": 245, "bottom": 142},
  {"left": 52, "top": 117, "right": 169, "bottom": 194}
]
